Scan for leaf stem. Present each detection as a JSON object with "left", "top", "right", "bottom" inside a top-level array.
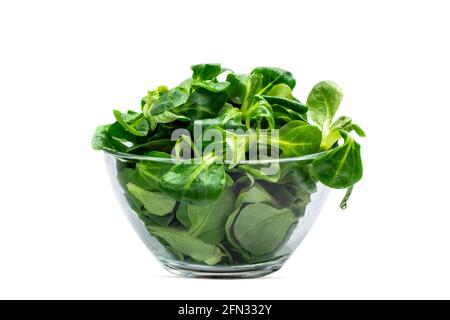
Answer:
[{"left": 340, "top": 186, "right": 354, "bottom": 210}]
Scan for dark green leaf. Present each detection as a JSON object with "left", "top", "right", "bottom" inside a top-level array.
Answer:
[
  {"left": 194, "top": 104, "right": 243, "bottom": 130},
  {"left": 191, "top": 63, "right": 223, "bottom": 81},
  {"left": 113, "top": 110, "right": 150, "bottom": 137},
  {"left": 312, "top": 131, "right": 363, "bottom": 188},
  {"left": 226, "top": 73, "right": 248, "bottom": 104},
  {"left": 187, "top": 188, "right": 235, "bottom": 245},
  {"left": 117, "top": 168, "right": 138, "bottom": 190},
  {"left": 91, "top": 124, "right": 127, "bottom": 152},
  {"left": 233, "top": 203, "right": 296, "bottom": 255},
  {"left": 258, "top": 182, "right": 296, "bottom": 207},
  {"left": 279, "top": 164, "right": 317, "bottom": 194},
  {"left": 176, "top": 201, "right": 190, "bottom": 228},
  {"left": 262, "top": 95, "right": 308, "bottom": 114},
  {"left": 238, "top": 163, "right": 281, "bottom": 183},
  {"left": 272, "top": 105, "right": 307, "bottom": 126},
  {"left": 125, "top": 193, "right": 143, "bottom": 212},
  {"left": 142, "top": 210, "right": 174, "bottom": 227},
  {"left": 159, "top": 154, "right": 226, "bottom": 205},
  {"left": 224, "top": 175, "right": 255, "bottom": 258},
  {"left": 251, "top": 67, "right": 296, "bottom": 94},
  {"left": 175, "top": 88, "right": 228, "bottom": 120},
  {"left": 126, "top": 128, "right": 173, "bottom": 153},
  {"left": 150, "top": 87, "right": 189, "bottom": 116},
  {"left": 127, "top": 139, "right": 174, "bottom": 154},
  {"left": 193, "top": 80, "right": 230, "bottom": 93},
  {"left": 245, "top": 96, "right": 275, "bottom": 129},
  {"left": 108, "top": 122, "right": 139, "bottom": 143}
]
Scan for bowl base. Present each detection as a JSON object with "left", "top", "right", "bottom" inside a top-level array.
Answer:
[{"left": 161, "top": 258, "right": 287, "bottom": 279}]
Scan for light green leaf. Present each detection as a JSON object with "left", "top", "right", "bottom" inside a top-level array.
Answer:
[
  {"left": 193, "top": 80, "right": 230, "bottom": 93},
  {"left": 151, "top": 111, "right": 190, "bottom": 124},
  {"left": 187, "top": 188, "right": 235, "bottom": 245},
  {"left": 277, "top": 121, "right": 322, "bottom": 157},
  {"left": 148, "top": 225, "right": 224, "bottom": 265},
  {"left": 266, "top": 83, "right": 293, "bottom": 99},
  {"left": 241, "top": 74, "right": 263, "bottom": 115},
  {"left": 126, "top": 183, "right": 176, "bottom": 216},
  {"left": 306, "top": 80, "right": 343, "bottom": 131},
  {"left": 240, "top": 182, "right": 274, "bottom": 204},
  {"left": 238, "top": 163, "right": 281, "bottom": 183}
]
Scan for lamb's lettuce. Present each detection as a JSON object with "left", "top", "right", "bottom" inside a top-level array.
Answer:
[{"left": 92, "top": 64, "right": 366, "bottom": 266}]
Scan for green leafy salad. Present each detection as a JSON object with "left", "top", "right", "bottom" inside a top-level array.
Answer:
[{"left": 92, "top": 64, "right": 365, "bottom": 265}]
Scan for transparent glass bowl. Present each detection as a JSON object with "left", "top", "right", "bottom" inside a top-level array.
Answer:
[{"left": 104, "top": 150, "right": 330, "bottom": 278}]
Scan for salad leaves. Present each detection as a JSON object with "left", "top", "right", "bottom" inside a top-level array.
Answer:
[{"left": 92, "top": 64, "right": 365, "bottom": 266}]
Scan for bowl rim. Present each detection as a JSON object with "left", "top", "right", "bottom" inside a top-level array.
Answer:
[{"left": 103, "top": 148, "right": 326, "bottom": 164}]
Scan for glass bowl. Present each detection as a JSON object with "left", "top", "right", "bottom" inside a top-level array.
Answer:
[{"left": 104, "top": 150, "right": 330, "bottom": 278}]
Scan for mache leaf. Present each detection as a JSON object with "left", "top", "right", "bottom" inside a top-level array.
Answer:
[
  {"left": 127, "top": 183, "right": 176, "bottom": 216},
  {"left": 150, "top": 87, "right": 189, "bottom": 116},
  {"left": 187, "top": 187, "right": 235, "bottom": 245},
  {"left": 191, "top": 63, "right": 223, "bottom": 81},
  {"left": 148, "top": 225, "right": 224, "bottom": 265},
  {"left": 277, "top": 121, "right": 322, "bottom": 157},
  {"left": 233, "top": 203, "right": 296, "bottom": 256},
  {"left": 113, "top": 110, "right": 150, "bottom": 137},
  {"left": 312, "top": 130, "right": 363, "bottom": 188},
  {"left": 159, "top": 154, "right": 226, "bottom": 205},
  {"left": 306, "top": 80, "right": 343, "bottom": 131},
  {"left": 251, "top": 67, "right": 296, "bottom": 94}
]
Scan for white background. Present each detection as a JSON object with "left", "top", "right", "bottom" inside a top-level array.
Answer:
[{"left": 1, "top": 0, "right": 449, "bottom": 300}]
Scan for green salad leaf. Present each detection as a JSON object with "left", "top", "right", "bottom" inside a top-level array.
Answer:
[
  {"left": 233, "top": 203, "right": 296, "bottom": 256},
  {"left": 277, "top": 121, "right": 322, "bottom": 157},
  {"left": 113, "top": 110, "right": 150, "bottom": 137},
  {"left": 312, "top": 130, "right": 363, "bottom": 188},
  {"left": 127, "top": 183, "right": 176, "bottom": 216},
  {"left": 187, "top": 187, "right": 235, "bottom": 245},
  {"left": 159, "top": 154, "right": 226, "bottom": 205},
  {"left": 148, "top": 225, "right": 224, "bottom": 265},
  {"left": 306, "top": 80, "right": 343, "bottom": 134}
]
